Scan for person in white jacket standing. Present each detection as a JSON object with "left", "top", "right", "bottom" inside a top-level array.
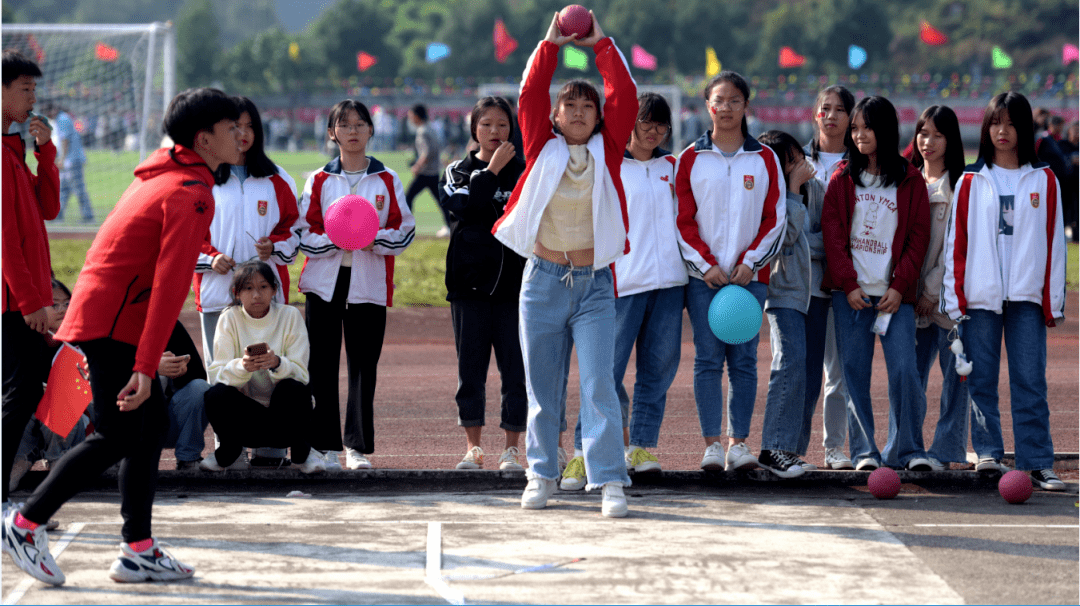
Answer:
[
  {"left": 297, "top": 99, "right": 415, "bottom": 471},
  {"left": 675, "top": 71, "right": 786, "bottom": 473},
  {"left": 201, "top": 261, "right": 322, "bottom": 474},
  {"left": 492, "top": 11, "right": 636, "bottom": 517},
  {"left": 941, "top": 92, "right": 1066, "bottom": 491}
]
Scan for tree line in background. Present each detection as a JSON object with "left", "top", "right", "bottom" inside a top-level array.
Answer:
[{"left": 5, "top": 0, "right": 1078, "bottom": 94}]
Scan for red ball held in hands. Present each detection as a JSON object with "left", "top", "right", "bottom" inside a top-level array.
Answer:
[{"left": 558, "top": 5, "right": 593, "bottom": 38}]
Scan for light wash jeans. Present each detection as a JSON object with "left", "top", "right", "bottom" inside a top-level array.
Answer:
[
  {"left": 831, "top": 293, "right": 928, "bottom": 467},
  {"left": 962, "top": 303, "right": 1054, "bottom": 471},
  {"left": 520, "top": 257, "right": 630, "bottom": 490},
  {"left": 761, "top": 308, "right": 807, "bottom": 452},
  {"left": 820, "top": 305, "right": 850, "bottom": 451},
  {"left": 572, "top": 285, "right": 683, "bottom": 450},
  {"left": 915, "top": 323, "right": 970, "bottom": 464},
  {"left": 163, "top": 379, "right": 210, "bottom": 462},
  {"left": 58, "top": 163, "right": 93, "bottom": 222},
  {"left": 685, "top": 279, "right": 768, "bottom": 439},
  {"left": 797, "top": 296, "right": 830, "bottom": 456}
]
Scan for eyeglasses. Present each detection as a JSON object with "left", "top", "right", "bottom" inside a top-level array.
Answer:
[
  {"left": 637, "top": 120, "right": 669, "bottom": 135},
  {"left": 335, "top": 122, "right": 369, "bottom": 132},
  {"left": 709, "top": 98, "right": 745, "bottom": 110}
]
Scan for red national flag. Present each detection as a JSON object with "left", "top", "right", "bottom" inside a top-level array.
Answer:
[
  {"left": 27, "top": 34, "right": 45, "bottom": 64},
  {"left": 95, "top": 42, "right": 119, "bottom": 62},
  {"left": 356, "top": 51, "right": 378, "bottom": 72},
  {"left": 494, "top": 18, "right": 518, "bottom": 63},
  {"left": 920, "top": 20, "right": 948, "bottom": 46},
  {"left": 35, "top": 344, "right": 93, "bottom": 438},
  {"left": 778, "top": 46, "right": 806, "bottom": 68}
]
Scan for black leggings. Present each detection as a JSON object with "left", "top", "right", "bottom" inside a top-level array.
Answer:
[
  {"left": 203, "top": 379, "right": 314, "bottom": 466},
  {"left": 306, "top": 268, "right": 386, "bottom": 454},
  {"left": 22, "top": 338, "right": 167, "bottom": 543},
  {"left": 2, "top": 312, "right": 50, "bottom": 503}
]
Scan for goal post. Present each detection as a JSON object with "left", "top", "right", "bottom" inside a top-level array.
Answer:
[{"left": 2, "top": 22, "right": 176, "bottom": 224}]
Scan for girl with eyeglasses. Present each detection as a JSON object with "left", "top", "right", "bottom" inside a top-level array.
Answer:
[{"left": 295, "top": 99, "right": 416, "bottom": 471}]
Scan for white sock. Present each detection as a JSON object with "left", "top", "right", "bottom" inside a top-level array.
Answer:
[
  {"left": 629, "top": 444, "right": 644, "bottom": 454},
  {"left": 574, "top": 448, "right": 584, "bottom": 458}
]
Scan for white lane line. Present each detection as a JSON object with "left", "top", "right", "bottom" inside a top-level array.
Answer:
[
  {"left": 4, "top": 522, "right": 85, "bottom": 606},
  {"left": 912, "top": 524, "right": 1079, "bottom": 528},
  {"left": 424, "top": 522, "right": 465, "bottom": 606}
]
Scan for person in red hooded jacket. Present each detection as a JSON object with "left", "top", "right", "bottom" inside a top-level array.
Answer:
[{"left": 3, "top": 88, "right": 240, "bottom": 587}]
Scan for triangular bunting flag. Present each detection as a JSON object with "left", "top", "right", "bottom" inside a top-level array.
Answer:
[
  {"left": 920, "top": 20, "right": 948, "bottom": 46},
  {"left": 426, "top": 42, "right": 450, "bottom": 63},
  {"left": 992, "top": 46, "right": 1013, "bottom": 69},
  {"left": 493, "top": 18, "right": 518, "bottom": 63},
  {"left": 357, "top": 51, "right": 378, "bottom": 72},
  {"left": 35, "top": 343, "right": 92, "bottom": 438},
  {"left": 289, "top": 42, "right": 300, "bottom": 62},
  {"left": 28, "top": 34, "right": 44, "bottom": 64},
  {"left": 778, "top": 46, "right": 805, "bottom": 68},
  {"left": 564, "top": 46, "right": 588, "bottom": 70},
  {"left": 848, "top": 45, "right": 867, "bottom": 70},
  {"left": 1063, "top": 44, "right": 1078, "bottom": 65},
  {"left": 95, "top": 42, "right": 119, "bottom": 62},
  {"left": 632, "top": 44, "right": 657, "bottom": 70},
  {"left": 705, "top": 47, "right": 721, "bottom": 77}
]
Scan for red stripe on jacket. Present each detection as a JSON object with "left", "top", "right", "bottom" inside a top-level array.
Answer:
[
  {"left": 674, "top": 148, "right": 718, "bottom": 269},
  {"left": 952, "top": 174, "right": 973, "bottom": 316},
  {"left": 379, "top": 171, "right": 401, "bottom": 307},
  {"left": 1042, "top": 168, "right": 1057, "bottom": 326},
  {"left": 737, "top": 149, "right": 781, "bottom": 278}
]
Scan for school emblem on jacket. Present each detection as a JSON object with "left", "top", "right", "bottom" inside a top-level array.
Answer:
[
  {"left": 257, "top": 200, "right": 268, "bottom": 216},
  {"left": 743, "top": 175, "right": 754, "bottom": 190},
  {"left": 375, "top": 194, "right": 385, "bottom": 210},
  {"left": 1031, "top": 193, "right": 1040, "bottom": 208}
]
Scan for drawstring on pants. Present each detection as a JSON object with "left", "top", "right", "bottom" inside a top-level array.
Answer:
[{"left": 559, "top": 252, "right": 575, "bottom": 289}]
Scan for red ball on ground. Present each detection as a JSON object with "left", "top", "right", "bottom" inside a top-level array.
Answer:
[
  {"left": 998, "top": 470, "right": 1034, "bottom": 504},
  {"left": 868, "top": 467, "right": 901, "bottom": 499},
  {"left": 558, "top": 5, "right": 593, "bottom": 38}
]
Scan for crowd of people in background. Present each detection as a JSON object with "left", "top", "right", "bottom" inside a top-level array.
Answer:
[{"left": 1, "top": 7, "right": 1071, "bottom": 582}]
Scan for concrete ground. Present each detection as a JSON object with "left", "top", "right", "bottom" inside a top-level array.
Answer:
[{"left": 3, "top": 480, "right": 1078, "bottom": 605}]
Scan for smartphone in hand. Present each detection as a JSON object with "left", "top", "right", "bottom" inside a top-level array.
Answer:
[{"left": 245, "top": 342, "right": 268, "bottom": 356}]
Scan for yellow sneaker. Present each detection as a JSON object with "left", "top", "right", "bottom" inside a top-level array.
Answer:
[
  {"left": 560, "top": 456, "right": 586, "bottom": 491},
  {"left": 626, "top": 447, "right": 661, "bottom": 473}
]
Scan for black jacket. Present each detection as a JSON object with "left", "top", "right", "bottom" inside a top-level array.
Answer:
[
  {"left": 162, "top": 321, "right": 207, "bottom": 399},
  {"left": 439, "top": 151, "right": 526, "bottom": 300}
]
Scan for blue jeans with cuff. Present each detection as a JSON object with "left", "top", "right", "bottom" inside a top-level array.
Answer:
[{"left": 915, "top": 323, "right": 970, "bottom": 464}]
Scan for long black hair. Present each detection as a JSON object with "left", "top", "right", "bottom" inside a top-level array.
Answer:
[
  {"left": 843, "top": 96, "right": 907, "bottom": 188},
  {"left": 234, "top": 96, "right": 278, "bottom": 178},
  {"left": 469, "top": 96, "right": 515, "bottom": 143},
  {"left": 758, "top": 129, "right": 806, "bottom": 198},
  {"left": 703, "top": 70, "right": 751, "bottom": 139},
  {"left": 229, "top": 260, "right": 279, "bottom": 307},
  {"left": 910, "top": 105, "right": 965, "bottom": 189},
  {"left": 809, "top": 85, "right": 855, "bottom": 162},
  {"left": 979, "top": 92, "right": 1037, "bottom": 168}
]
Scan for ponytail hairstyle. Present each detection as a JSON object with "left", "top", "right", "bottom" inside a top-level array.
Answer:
[
  {"left": 703, "top": 70, "right": 751, "bottom": 139},
  {"left": 979, "top": 92, "right": 1037, "bottom": 168},
  {"left": 809, "top": 85, "right": 855, "bottom": 162},
  {"left": 910, "top": 105, "right": 965, "bottom": 189},
  {"left": 843, "top": 96, "right": 907, "bottom": 188}
]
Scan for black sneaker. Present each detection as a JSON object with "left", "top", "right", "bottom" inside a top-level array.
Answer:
[
  {"left": 1030, "top": 469, "right": 1066, "bottom": 491},
  {"left": 759, "top": 450, "right": 806, "bottom": 479}
]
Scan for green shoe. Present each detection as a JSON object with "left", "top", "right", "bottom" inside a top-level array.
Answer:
[
  {"left": 560, "top": 456, "right": 586, "bottom": 491},
  {"left": 626, "top": 447, "right": 661, "bottom": 473}
]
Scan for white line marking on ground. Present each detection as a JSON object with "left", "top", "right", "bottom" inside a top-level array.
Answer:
[
  {"left": 425, "top": 522, "right": 465, "bottom": 606},
  {"left": 4, "top": 522, "right": 85, "bottom": 606},
  {"left": 912, "top": 524, "right": 1079, "bottom": 528}
]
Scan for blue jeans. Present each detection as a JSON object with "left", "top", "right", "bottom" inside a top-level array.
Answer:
[
  {"left": 572, "top": 286, "right": 683, "bottom": 449},
  {"left": 762, "top": 308, "right": 807, "bottom": 452},
  {"left": 820, "top": 306, "right": 850, "bottom": 450},
  {"left": 685, "top": 279, "right": 768, "bottom": 439},
  {"left": 831, "top": 293, "right": 927, "bottom": 467},
  {"left": 520, "top": 257, "right": 630, "bottom": 489},
  {"left": 916, "top": 323, "right": 970, "bottom": 464},
  {"left": 58, "top": 163, "right": 93, "bottom": 222},
  {"left": 962, "top": 303, "right": 1054, "bottom": 471},
  {"left": 798, "top": 297, "right": 831, "bottom": 456},
  {"left": 163, "top": 379, "right": 210, "bottom": 462}
]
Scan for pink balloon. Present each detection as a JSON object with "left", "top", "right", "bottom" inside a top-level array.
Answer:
[{"left": 324, "top": 195, "right": 379, "bottom": 251}]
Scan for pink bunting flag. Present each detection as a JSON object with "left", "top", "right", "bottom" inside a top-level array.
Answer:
[
  {"left": 494, "top": 18, "right": 518, "bottom": 64},
  {"left": 1064, "top": 44, "right": 1079, "bottom": 66},
  {"left": 631, "top": 44, "right": 657, "bottom": 70}
]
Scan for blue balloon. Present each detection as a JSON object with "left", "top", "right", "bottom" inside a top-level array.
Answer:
[{"left": 708, "top": 284, "right": 762, "bottom": 344}]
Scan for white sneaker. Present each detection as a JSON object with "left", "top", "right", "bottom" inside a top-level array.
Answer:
[
  {"left": 906, "top": 457, "right": 933, "bottom": 471},
  {"left": 296, "top": 454, "right": 326, "bottom": 474},
  {"left": 199, "top": 452, "right": 248, "bottom": 471},
  {"left": 824, "top": 448, "right": 854, "bottom": 470},
  {"left": 725, "top": 442, "right": 759, "bottom": 470},
  {"left": 601, "top": 483, "right": 628, "bottom": 518},
  {"left": 3, "top": 509, "right": 65, "bottom": 585},
  {"left": 108, "top": 538, "right": 194, "bottom": 583},
  {"left": 855, "top": 458, "right": 880, "bottom": 471},
  {"left": 8, "top": 459, "right": 32, "bottom": 492},
  {"left": 975, "top": 457, "right": 1008, "bottom": 473},
  {"left": 321, "top": 451, "right": 343, "bottom": 471},
  {"left": 926, "top": 457, "right": 947, "bottom": 471},
  {"left": 520, "top": 478, "right": 557, "bottom": 509},
  {"left": 497, "top": 447, "right": 524, "bottom": 471},
  {"left": 700, "top": 442, "right": 725, "bottom": 471},
  {"left": 626, "top": 447, "right": 661, "bottom": 473},
  {"left": 345, "top": 447, "right": 372, "bottom": 470},
  {"left": 456, "top": 446, "right": 483, "bottom": 470}
]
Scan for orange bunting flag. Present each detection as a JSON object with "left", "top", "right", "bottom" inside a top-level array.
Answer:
[
  {"left": 356, "top": 51, "right": 378, "bottom": 72},
  {"left": 35, "top": 343, "right": 93, "bottom": 438},
  {"left": 95, "top": 42, "right": 119, "bottom": 62},
  {"left": 920, "top": 20, "right": 948, "bottom": 46},
  {"left": 778, "top": 46, "right": 805, "bottom": 68},
  {"left": 28, "top": 34, "right": 45, "bottom": 64},
  {"left": 494, "top": 18, "right": 518, "bottom": 63}
]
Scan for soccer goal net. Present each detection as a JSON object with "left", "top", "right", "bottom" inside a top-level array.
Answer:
[{"left": 2, "top": 22, "right": 176, "bottom": 225}]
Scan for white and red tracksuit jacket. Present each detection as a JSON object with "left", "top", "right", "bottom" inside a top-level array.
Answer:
[
  {"left": 941, "top": 158, "right": 1066, "bottom": 327},
  {"left": 492, "top": 37, "right": 637, "bottom": 269},
  {"left": 675, "top": 133, "right": 786, "bottom": 283},
  {"left": 296, "top": 156, "right": 415, "bottom": 306},
  {"left": 612, "top": 148, "right": 688, "bottom": 297},
  {"left": 194, "top": 166, "right": 299, "bottom": 312}
]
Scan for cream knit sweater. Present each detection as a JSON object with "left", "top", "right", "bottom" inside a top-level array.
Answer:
[{"left": 208, "top": 303, "right": 310, "bottom": 406}]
